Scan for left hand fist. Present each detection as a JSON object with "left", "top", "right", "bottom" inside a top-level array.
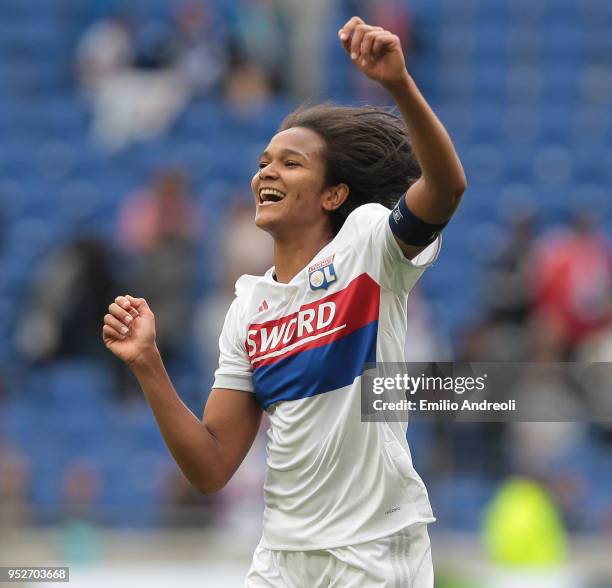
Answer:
[{"left": 338, "top": 16, "right": 408, "bottom": 87}]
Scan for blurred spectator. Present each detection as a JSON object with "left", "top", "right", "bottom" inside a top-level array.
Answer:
[
  {"left": 75, "top": 16, "right": 133, "bottom": 99},
  {"left": 174, "top": 0, "right": 227, "bottom": 95},
  {"left": 484, "top": 204, "right": 537, "bottom": 325},
  {"left": 224, "top": 58, "right": 273, "bottom": 114},
  {"left": 118, "top": 168, "right": 202, "bottom": 363},
  {"left": 482, "top": 477, "right": 581, "bottom": 588},
  {"left": 282, "top": 0, "right": 334, "bottom": 98},
  {"left": 460, "top": 204, "right": 538, "bottom": 362},
  {"left": 90, "top": 69, "right": 190, "bottom": 150},
  {"left": 77, "top": 16, "right": 189, "bottom": 149},
  {"left": 16, "top": 238, "right": 118, "bottom": 363},
  {"left": 118, "top": 167, "right": 200, "bottom": 255},
  {"left": 133, "top": 21, "right": 178, "bottom": 71},
  {"left": 527, "top": 209, "right": 612, "bottom": 359},
  {"left": 76, "top": 2, "right": 231, "bottom": 148},
  {"left": 230, "top": 0, "right": 290, "bottom": 93},
  {"left": 0, "top": 447, "right": 30, "bottom": 529},
  {"left": 58, "top": 460, "right": 101, "bottom": 563}
]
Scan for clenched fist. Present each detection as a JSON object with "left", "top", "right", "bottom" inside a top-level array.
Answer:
[
  {"left": 103, "top": 295, "right": 157, "bottom": 366},
  {"left": 338, "top": 16, "right": 409, "bottom": 88}
]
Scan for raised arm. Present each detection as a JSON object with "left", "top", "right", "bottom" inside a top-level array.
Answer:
[
  {"left": 103, "top": 295, "right": 262, "bottom": 493},
  {"left": 339, "top": 16, "right": 467, "bottom": 258}
]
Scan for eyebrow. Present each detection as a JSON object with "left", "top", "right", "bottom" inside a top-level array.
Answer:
[{"left": 259, "top": 148, "right": 308, "bottom": 160}]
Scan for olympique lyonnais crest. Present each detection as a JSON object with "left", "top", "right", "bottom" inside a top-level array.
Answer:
[{"left": 308, "top": 254, "right": 337, "bottom": 291}]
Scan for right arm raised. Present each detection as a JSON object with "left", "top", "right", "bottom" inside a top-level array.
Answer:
[{"left": 103, "top": 295, "right": 262, "bottom": 493}]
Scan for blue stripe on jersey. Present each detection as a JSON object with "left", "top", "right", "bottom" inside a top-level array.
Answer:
[{"left": 252, "top": 320, "right": 378, "bottom": 409}]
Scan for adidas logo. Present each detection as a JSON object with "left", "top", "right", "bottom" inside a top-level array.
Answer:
[{"left": 256, "top": 300, "right": 269, "bottom": 313}]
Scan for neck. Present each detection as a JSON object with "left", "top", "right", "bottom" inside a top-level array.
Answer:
[{"left": 272, "top": 225, "right": 334, "bottom": 283}]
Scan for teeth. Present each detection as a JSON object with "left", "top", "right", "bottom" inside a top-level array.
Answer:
[
  {"left": 260, "top": 188, "right": 285, "bottom": 198},
  {"left": 259, "top": 187, "right": 286, "bottom": 203}
]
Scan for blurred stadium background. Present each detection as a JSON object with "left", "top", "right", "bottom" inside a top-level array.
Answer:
[{"left": 0, "top": 0, "right": 611, "bottom": 586}]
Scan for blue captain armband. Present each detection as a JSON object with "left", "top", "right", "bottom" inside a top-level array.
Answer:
[{"left": 388, "top": 196, "right": 448, "bottom": 247}]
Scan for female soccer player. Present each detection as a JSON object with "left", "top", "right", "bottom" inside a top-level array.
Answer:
[{"left": 103, "top": 16, "right": 466, "bottom": 587}]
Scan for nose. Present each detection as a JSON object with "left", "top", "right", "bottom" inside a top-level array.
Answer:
[{"left": 259, "top": 162, "right": 279, "bottom": 180}]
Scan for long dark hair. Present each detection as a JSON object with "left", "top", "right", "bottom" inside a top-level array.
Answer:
[{"left": 278, "top": 103, "right": 421, "bottom": 233}]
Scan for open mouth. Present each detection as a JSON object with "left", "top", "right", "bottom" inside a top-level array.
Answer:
[{"left": 259, "top": 187, "right": 286, "bottom": 205}]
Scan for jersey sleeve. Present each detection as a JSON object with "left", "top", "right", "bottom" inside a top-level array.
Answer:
[
  {"left": 212, "top": 298, "right": 254, "bottom": 392},
  {"left": 346, "top": 203, "right": 441, "bottom": 294}
]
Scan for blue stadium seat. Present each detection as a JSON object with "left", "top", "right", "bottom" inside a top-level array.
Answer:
[
  {"left": 464, "top": 143, "right": 504, "bottom": 184},
  {"left": 436, "top": 104, "right": 472, "bottom": 143},
  {"left": 473, "top": 65, "right": 507, "bottom": 104},
  {"left": 501, "top": 142, "right": 539, "bottom": 183},
  {"left": 544, "top": 0, "right": 578, "bottom": 25},
  {"left": 0, "top": 142, "right": 34, "bottom": 179},
  {"left": 507, "top": 27, "right": 543, "bottom": 64},
  {"left": 437, "top": 25, "right": 476, "bottom": 64},
  {"left": 25, "top": 360, "right": 114, "bottom": 413},
  {"left": 0, "top": 180, "right": 28, "bottom": 220},
  {"left": 502, "top": 106, "right": 540, "bottom": 143},
  {"left": 532, "top": 145, "right": 573, "bottom": 189},
  {"left": 537, "top": 109, "right": 570, "bottom": 146},
  {"left": 478, "top": 0, "right": 511, "bottom": 25},
  {"left": 572, "top": 143, "right": 606, "bottom": 184},
  {"left": 572, "top": 106, "right": 611, "bottom": 144},
  {"left": 508, "top": 0, "right": 547, "bottom": 24},
  {"left": 542, "top": 65, "right": 581, "bottom": 106},
  {"left": 442, "top": 0, "right": 481, "bottom": 26},
  {"left": 543, "top": 25, "right": 584, "bottom": 66},
  {"left": 436, "top": 65, "right": 474, "bottom": 103},
  {"left": 475, "top": 26, "right": 509, "bottom": 64},
  {"left": 505, "top": 65, "right": 543, "bottom": 106}
]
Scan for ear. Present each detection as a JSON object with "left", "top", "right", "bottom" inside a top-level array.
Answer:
[{"left": 321, "top": 183, "right": 349, "bottom": 212}]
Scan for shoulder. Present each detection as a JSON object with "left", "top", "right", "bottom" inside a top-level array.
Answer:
[
  {"left": 235, "top": 273, "right": 265, "bottom": 297},
  {"left": 346, "top": 202, "right": 390, "bottom": 224},
  {"left": 228, "top": 270, "right": 273, "bottom": 317},
  {"left": 234, "top": 267, "right": 274, "bottom": 295},
  {"left": 339, "top": 202, "right": 391, "bottom": 238}
]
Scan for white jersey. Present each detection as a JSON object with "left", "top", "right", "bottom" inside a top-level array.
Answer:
[{"left": 213, "top": 202, "right": 439, "bottom": 550}]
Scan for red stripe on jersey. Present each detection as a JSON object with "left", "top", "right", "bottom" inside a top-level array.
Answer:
[{"left": 246, "top": 273, "right": 380, "bottom": 367}]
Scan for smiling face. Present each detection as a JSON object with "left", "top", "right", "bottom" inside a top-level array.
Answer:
[{"left": 251, "top": 127, "right": 345, "bottom": 240}]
